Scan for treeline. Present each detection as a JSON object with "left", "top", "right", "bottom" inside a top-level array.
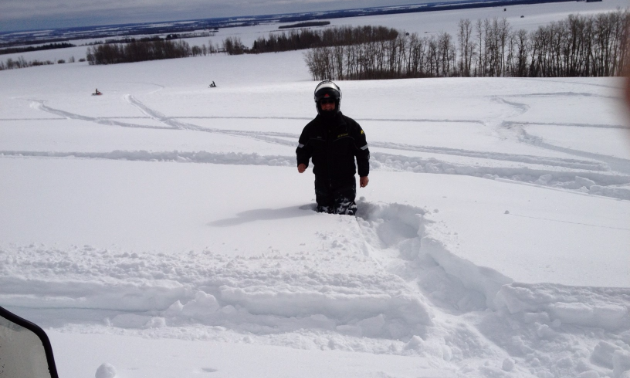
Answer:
[
  {"left": 279, "top": 21, "right": 331, "bottom": 29},
  {"left": 86, "top": 39, "right": 221, "bottom": 65},
  {"left": 222, "top": 25, "right": 399, "bottom": 55},
  {"left": 305, "top": 10, "right": 629, "bottom": 80},
  {"left": 0, "top": 56, "right": 79, "bottom": 71},
  {"left": 0, "top": 42, "right": 75, "bottom": 55},
  {"left": 0, "top": 57, "right": 53, "bottom": 70},
  {"left": 87, "top": 40, "right": 191, "bottom": 64}
]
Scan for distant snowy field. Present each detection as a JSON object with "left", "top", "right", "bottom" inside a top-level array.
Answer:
[
  {"left": 3, "top": 0, "right": 629, "bottom": 62},
  {"left": 2, "top": 2, "right": 630, "bottom": 378}
]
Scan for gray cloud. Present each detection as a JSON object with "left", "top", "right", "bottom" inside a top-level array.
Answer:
[{"left": 3, "top": 0, "right": 229, "bottom": 20}]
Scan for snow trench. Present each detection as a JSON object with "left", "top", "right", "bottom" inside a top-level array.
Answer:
[
  {"left": 354, "top": 203, "right": 630, "bottom": 378},
  {"left": 0, "top": 202, "right": 510, "bottom": 340},
  {"left": 0, "top": 200, "right": 593, "bottom": 337},
  {"left": 3, "top": 202, "right": 630, "bottom": 377}
]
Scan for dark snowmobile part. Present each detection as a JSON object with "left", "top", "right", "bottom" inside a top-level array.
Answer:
[{"left": 0, "top": 306, "right": 60, "bottom": 378}]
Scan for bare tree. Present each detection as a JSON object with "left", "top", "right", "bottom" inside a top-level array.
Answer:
[
  {"left": 458, "top": 19, "right": 475, "bottom": 76},
  {"left": 304, "top": 10, "right": 628, "bottom": 80}
]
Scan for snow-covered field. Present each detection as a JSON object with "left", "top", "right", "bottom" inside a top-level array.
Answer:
[{"left": 2, "top": 2, "right": 630, "bottom": 378}]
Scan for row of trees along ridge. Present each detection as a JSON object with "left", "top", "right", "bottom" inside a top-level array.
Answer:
[
  {"left": 86, "top": 38, "right": 221, "bottom": 65},
  {"left": 223, "top": 10, "right": 628, "bottom": 79}
]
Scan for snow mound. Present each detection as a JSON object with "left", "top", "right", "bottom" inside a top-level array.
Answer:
[{"left": 95, "top": 363, "right": 116, "bottom": 378}]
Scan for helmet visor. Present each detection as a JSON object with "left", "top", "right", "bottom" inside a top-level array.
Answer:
[{"left": 315, "top": 88, "right": 340, "bottom": 102}]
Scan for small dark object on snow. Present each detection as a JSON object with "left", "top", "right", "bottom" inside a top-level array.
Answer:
[
  {"left": 92, "top": 88, "right": 102, "bottom": 96},
  {"left": 209, "top": 81, "right": 217, "bottom": 88}
]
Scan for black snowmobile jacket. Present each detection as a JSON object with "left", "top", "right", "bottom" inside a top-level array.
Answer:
[{"left": 296, "top": 112, "right": 370, "bottom": 180}]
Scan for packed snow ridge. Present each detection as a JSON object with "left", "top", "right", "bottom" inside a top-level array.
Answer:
[{"left": 2, "top": 203, "right": 440, "bottom": 339}]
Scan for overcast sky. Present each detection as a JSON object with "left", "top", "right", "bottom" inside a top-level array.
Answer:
[{"left": 0, "top": 0, "right": 425, "bottom": 32}]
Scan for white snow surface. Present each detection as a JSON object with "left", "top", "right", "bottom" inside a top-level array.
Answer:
[{"left": 2, "top": 3, "right": 630, "bottom": 378}]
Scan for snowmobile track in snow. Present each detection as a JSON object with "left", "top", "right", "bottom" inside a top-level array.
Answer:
[{"left": 2, "top": 96, "right": 630, "bottom": 200}]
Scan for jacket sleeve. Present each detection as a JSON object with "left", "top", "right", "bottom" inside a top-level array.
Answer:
[
  {"left": 353, "top": 124, "right": 370, "bottom": 177},
  {"left": 296, "top": 126, "right": 312, "bottom": 167}
]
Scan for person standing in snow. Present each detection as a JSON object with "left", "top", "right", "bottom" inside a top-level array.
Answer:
[{"left": 296, "top": 80, "right": 370, "bottom": 215}]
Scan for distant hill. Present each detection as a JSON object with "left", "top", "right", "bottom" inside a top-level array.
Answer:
[
  {"left": 0, "top": 0, "right": 578, "bottom": 46},
  {"left": 279, "top": 21, "right": 331, "bottom": 29}
]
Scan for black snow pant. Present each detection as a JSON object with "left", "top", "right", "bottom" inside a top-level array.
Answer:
[{"left": 314, "top": 176, "right": 357, "bottom": 215}]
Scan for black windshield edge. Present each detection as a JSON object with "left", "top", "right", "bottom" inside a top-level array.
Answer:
[{"left": 0, "top": 305, "right": 60, "bottom": 378}]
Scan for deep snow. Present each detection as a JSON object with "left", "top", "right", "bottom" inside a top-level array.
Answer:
[{"left": 2, "top": 2, "right": 630, "bottom": 378}]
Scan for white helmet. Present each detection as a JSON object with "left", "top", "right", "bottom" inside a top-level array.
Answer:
[{"left": 314, "top": 80, "right": 341, "bottom": 114}]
